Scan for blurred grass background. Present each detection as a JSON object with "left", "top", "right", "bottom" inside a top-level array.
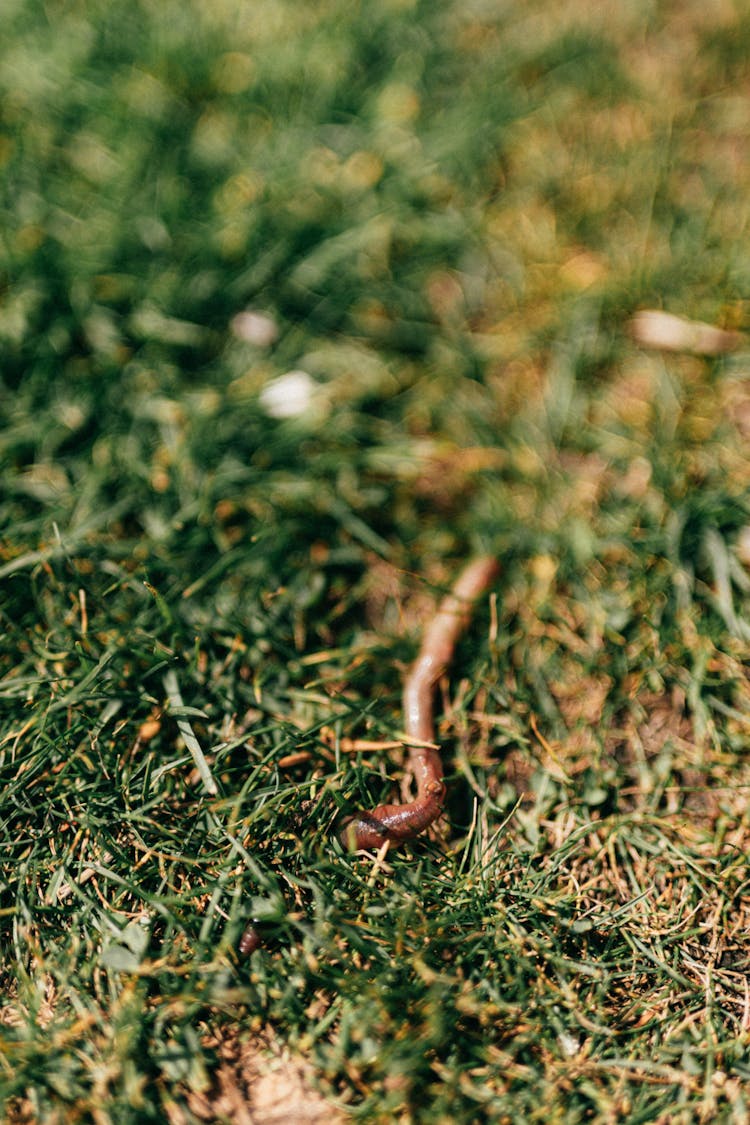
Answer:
[{"left": 3, "top": 0, "right": 750, "bottom": 1121}]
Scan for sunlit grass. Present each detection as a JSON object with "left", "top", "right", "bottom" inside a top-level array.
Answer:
[{"left": 3, "top": 0, "right": 750, "bottom": 1121}]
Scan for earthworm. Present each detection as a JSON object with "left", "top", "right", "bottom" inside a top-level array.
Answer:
[
  {"left": 340, "top": 555, "right": 499, "bottom": 851},
  {"left": 238, "top": 555, "right": 498, "bottom": 954}
]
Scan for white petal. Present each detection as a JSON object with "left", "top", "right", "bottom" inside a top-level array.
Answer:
[
  {"left": 230, "top": 310, "right": 279, "bottom": 347},
  {"left": 259, "top": 370, "right": 315, "bottom": 419}
]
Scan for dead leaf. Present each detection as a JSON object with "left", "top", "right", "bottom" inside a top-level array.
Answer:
[{"left": 629, "top": 310, "right": 743, "bottom": 355}]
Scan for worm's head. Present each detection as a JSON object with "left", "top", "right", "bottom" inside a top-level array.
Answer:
[{"left": 339, "top": 813, "right": 390, "bottom": 852}]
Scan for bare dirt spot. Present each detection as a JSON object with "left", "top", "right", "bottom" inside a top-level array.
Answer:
[{"left": 183, "top": 1027, "right": 347, "bottom": 1125}]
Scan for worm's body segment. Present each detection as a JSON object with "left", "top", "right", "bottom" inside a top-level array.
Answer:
[
  {"left": 239, "top": 555, "right": 498, "bottom": 953},
  {"left": 340, "top": 789, "right": 445, "bottom": 851},
  {"left": 342, "top": 555, "right": 499, "bottom": 851}
]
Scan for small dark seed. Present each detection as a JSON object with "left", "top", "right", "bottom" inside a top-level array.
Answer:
[{"left": 239, "top": 924, "right": 262, "bottom": 955}]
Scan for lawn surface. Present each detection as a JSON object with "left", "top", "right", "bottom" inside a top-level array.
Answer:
[{"left": 3, "top": 0, "right": 750, "bottom": 1121}]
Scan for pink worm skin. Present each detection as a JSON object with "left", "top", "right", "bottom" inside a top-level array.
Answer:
[
  {"left": 239, "top": 556, "right": 499, "bottom": 953},
  {"left": 341, "top": 556, "right": 500, "bottom": 851}
]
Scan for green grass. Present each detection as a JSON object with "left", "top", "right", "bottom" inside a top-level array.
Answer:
[{"left": 3, "top": 0, "right": 750, "bottom": 1121}]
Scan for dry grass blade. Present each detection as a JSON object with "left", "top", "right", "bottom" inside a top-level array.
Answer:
[{"left": 3, "top": 0, "right": 750, "bottom": 1121}]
